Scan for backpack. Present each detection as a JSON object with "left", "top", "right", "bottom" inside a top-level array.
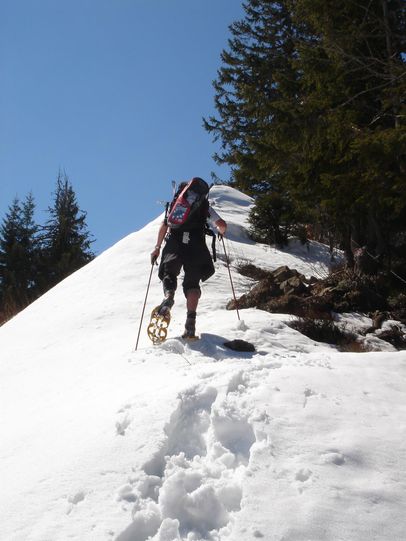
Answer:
[
  {"left": 165, "top": 177, "right": 218, "bottom": 261},
  {"left": 166, "top": 177, "right": 210, "bottom": 231}
]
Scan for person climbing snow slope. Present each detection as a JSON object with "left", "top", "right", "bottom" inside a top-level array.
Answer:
[{"left": 150, "top": 177, "right": 226, "bottom": 340}]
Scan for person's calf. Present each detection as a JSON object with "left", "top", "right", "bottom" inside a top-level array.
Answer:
[{"left": 185, "top": 288, "right": 201, "bottom": 313}]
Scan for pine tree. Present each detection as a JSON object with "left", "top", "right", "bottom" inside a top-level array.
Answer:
[
  {"left": 206, "top": 0, "right": 406, "bottom": 267},
  {"left": 204, "top": 0, "right": 315, "bottom": 245},
  {"left": 0, "top": 194, "right": 39, "bottom": 321},
  {"left": 248, "top": 191, "right": 297, "bottom": 246},
  {"left": 204, "top": 0, "right": 302, "bottom": 193},
  {"left": 292, "top": 0, "right": 406, "bottom": 262},
  {"left": 41, "top": 172, "right": 94, "bottom": 288}
]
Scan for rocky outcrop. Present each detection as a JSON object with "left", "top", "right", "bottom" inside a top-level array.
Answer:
[
  {"left": 228, "top": 264, "right": 402, "bottom": 324},
  {"left": 231, "top": 265, "right": 312, "bottom": 312},
  {"left": 228, "top": 263, "right": 405, "bottom": 350}
]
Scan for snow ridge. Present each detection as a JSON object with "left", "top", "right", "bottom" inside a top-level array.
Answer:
[{"left": 1, "top": 185, "right": 405, "bottom": 541}]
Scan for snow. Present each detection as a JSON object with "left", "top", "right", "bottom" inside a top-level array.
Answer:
[{"left": 1, "top": 185, "right": 405, "bottom": 541}]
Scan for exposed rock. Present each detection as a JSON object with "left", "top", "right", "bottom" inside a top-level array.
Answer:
[
  {"left": 230, "top": 262, "right": 405, "bottom": 351},
  {"left": 372, "top": 311, "right": 387, "bottom": 330},
  {"left": 272, "top": 265, "right": 297, "bottom": 282},
  {"left": 365, "top": 311, "right": 388, "bottom": 334},
  {"left": 236, "top": 264, "right": 270, "bottom": 281},
  {"left": 228, "top": 265, "right": 319, "bottom": 314},
  {"left": 263, "top": 293, "right": 333, "bottom": 319},
  {"left": 378, "top": 325, "right": 406, "bottom": 350},
  {"left": 223, "top": 339, "right": 256, "bottom": 352},
  {"left": 228, "top": 277, "right": 280, "bottom": 310},
  {"left": 263, "top": 294, "right": 305, "bottom": 317},
  {"left": 229, "top": 264, "right": 399, "bottom": 328},
  {"left": 279, "top": 276, "right": 308, "bottom": 296}
]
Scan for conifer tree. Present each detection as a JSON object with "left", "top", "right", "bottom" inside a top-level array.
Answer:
[
  {"left": 206, "top": 0, "right": 406, "bottom": 267},
  {"left": 0, "top": 194, "right": 39, "bottom": 320},
  {"left": 204, "top": 0, "right": 313, "bottom": 243},
  {"left": 41, "top": 172, "right": 94, "bottom": 287},
  {"left": 291, "top": 0, "right": 406, "bottom": 262},
  {"left": 204, "top": 0, "right": 301, "bottom": 194}
]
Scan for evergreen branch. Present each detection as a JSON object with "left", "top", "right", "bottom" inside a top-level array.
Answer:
[{"left": 335, "top": 71, "right": 406, "bottom": 109}]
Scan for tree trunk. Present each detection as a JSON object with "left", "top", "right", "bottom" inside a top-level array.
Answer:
[{"left": 381, "top": 0, "right": 400, "bottom": 128}]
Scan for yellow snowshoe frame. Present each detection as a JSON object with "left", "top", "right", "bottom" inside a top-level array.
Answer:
[{"left": 147, "top": 306, "right": 171, "bottom": 344}]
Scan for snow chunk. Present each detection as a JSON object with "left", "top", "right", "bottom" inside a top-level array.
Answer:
[
  {"left": 150, "top": 518, "right": 180, "bottom": 541},
  {"left": 117, "top": 501, "right": 161, "bottom": 541},
  {"left": 158, "top": 459, "right": 229, "bottom": 536}
]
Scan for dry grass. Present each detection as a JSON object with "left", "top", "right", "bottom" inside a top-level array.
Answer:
[{"left": 288, "top": 317, "right": 370, "bottom": 352}]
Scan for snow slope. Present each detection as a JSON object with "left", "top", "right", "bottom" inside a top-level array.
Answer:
[{"left": 1, "top": 186, "right": 405, "bottom": 541}]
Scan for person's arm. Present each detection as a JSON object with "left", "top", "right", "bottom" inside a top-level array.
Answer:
[
  {"left": 150, "top": 222, "right": 168, "bottom": 264},
  {"left": 208, "top": 206, "right": 227, "bottom": 236}
]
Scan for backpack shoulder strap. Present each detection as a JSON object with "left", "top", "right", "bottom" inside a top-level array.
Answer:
[{"left": 205, "top": 225, "right": 217, "bottom": 262}]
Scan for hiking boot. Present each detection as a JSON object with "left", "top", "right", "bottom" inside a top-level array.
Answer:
[
  {"left": 182, "top": 311, "right": 197, "bottom": 339},
  {"left": 158, "top": 291, "right": 174, "bottom": 316}
]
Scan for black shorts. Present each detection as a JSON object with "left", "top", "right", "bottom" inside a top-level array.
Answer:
[{"left": 158, "top": 231, "right": 215, "bottom": 295}]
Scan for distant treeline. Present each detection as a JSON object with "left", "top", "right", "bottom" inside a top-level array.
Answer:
[
  {"left": 0, "top": 172, "right": 94, "bottom": 324},
  {"left": 205, "top": 0, "right": 405, "bottom": 272}
]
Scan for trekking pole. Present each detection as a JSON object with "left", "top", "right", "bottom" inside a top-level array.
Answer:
[
  {"left": 220, "top": 236, "right": 240, "bottom": 321},
  {"left": 135, "top": 262, "right": 155, "bottom": 351}
]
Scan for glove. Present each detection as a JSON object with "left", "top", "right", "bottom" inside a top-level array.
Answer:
[
  {"left": 150, "top": 246, "right": 160, "bottom": 265},
  {"left": 215, "top": 219, "right": 227, "bottom": 237}
]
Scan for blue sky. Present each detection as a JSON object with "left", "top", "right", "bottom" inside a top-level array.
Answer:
[{"left": 1, "top": 0, "right": 245, "bottom": 253}]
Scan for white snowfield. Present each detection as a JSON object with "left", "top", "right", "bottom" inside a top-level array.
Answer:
[{"left": 1, "top": 186, "right": 405, "bottom": 541}]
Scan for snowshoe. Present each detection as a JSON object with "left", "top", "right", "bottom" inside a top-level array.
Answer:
[{"left": 147, "top": 305, "right": 171, "bottom": 344}]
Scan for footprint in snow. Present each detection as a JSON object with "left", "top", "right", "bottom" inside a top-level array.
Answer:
[
  {"left": 116, "top": 414, "right": 132, "bottom": 436},
  {"left": 295, "top": 468, "right": 312, "bottom": 482},
  {"left": 115, "top": 382, "right": 259, "bottom": 541},
  {"left": 295, "top": 468, "right": 314, "bottom": 494},
  {"left": 66, "top": 490, "right": 86, "bottom": 515},
  {"left": 303, "top": 387, "right": 317, "bottom": 408}
]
